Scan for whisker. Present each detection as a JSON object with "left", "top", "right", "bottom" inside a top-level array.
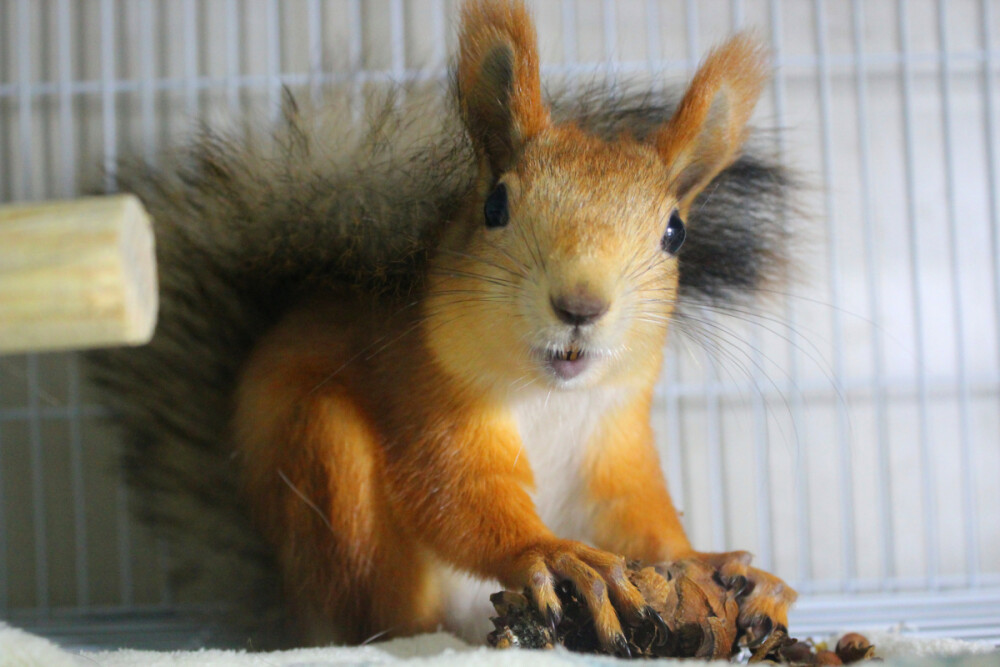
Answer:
[{"left": 277, "top": 469, "right": 336, "bottom": 534}]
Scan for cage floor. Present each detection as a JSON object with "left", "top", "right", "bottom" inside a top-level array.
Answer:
[{"left": 4, "top": 589, "right": 1000, "bottom": 652}]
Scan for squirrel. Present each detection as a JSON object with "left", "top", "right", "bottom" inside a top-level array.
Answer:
[{"left": 88, "top": 0, "right": 798, "bottom": 652}]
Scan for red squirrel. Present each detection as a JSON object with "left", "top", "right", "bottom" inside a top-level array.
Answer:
[{"left": 90, "top": 0, "right": 796, "bottom": 651}]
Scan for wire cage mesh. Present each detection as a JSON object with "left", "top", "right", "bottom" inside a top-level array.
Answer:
[{"left": 0, "top": 0, "right": 998, "bottom": 650}]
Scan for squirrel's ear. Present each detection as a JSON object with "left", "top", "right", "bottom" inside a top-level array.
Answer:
[
  {"left": 655, "top": 33, "right": 768, "bottom": 213},
  {"left": 457, "top": 0, "right": 550, "bottom": 178}
]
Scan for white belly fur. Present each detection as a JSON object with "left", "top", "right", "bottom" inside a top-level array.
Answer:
[{"left": 438, "top": 384, "right": 629, "bottom": 643}]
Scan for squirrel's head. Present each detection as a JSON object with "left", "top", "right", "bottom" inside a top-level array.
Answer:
[{"left": 427, "top": 0, "right": 768, "bottom": 394}]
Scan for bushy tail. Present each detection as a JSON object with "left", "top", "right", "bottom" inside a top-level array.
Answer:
[
  {"left": 86, "top": 90, "right": 473, "bottom": 646},
  {"left": 87, "top": 84, "right": 794, "bottom": 647}
]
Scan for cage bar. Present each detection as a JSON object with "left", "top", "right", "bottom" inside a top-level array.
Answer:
[
  {"left": 562, "top": 0, "right": 577, "bottom": 63},
  {"left": 307, "top": 0, "right": 322, "bottom": 105},
  {"left": 267, "top": 0, "right": 281, "bottom": 121},
  {"left": 226, "top": 0, "right": 240, "bottom": 112},
  {"left": 850, "top": 0, "right": 895, "bottom": 589},
  {"left": 936, "top": 0, "right": 981, "bottom": 587},
  {"left": 348, "top": 0, "right": 363, "bottom": 122},
  {"left": 985, "top": 7, "right": 1000, "bottom": 488},
  {"left": 813, "top": 0, "right": 857, "bottom": 592},
  {"left": 139, "top": 0, "right": 155, "bottom": 160},
  {"left": 184, "top": 0, "right": 199, "bottom": 115},
  {"left": 897, "top": 0, "right": 939, "bottom": 589}
]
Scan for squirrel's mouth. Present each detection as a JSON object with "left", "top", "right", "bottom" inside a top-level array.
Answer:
[{"left": 544, "top": 344, "right": 589, "bottom": 381}]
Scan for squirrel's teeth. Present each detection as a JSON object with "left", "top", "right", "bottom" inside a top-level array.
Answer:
[{"left": 551, "top": 346, "right": 583, "bottom": 362}]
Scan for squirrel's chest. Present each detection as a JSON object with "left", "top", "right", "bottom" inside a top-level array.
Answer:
[{"left": 509, "top": 387, "right": 625, "bottom": 543}]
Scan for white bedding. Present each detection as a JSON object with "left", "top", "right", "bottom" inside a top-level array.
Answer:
[{"left": 1, "top": 622, "right": 996, "bottom": 667}]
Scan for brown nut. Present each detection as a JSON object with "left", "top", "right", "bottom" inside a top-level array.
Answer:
[
  {"left": 816, "top": 649, "right": 844, "bottom": 665},
  {"left": 836, "top": 633, "right": 875, "bottom": 663}
]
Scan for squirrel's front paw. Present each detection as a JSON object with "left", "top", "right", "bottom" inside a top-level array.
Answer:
[
  {"left": 691, "top": 550, "right": 798, "bottom": 647},
  {"left": 507, "top": 539, "right": 653, "bottom": 656}
]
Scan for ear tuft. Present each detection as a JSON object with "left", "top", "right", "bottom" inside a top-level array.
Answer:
[
  {"left": 655, "top": 33, "right": 769, "bottom": 212},
  {"left": 458, "top": 0, "right": 550, "bottom": 177}
]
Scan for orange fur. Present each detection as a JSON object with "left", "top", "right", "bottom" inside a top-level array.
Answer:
[
  {"left": 584, "top": 389, "right": 693, "bottom": 563},
  {"left": 655, "top": 33, "right": 769, "bottom": 213},
  {"left": 231, "top": 0, "right": 793, "bottom": 649},
  {"left": 458, "top": 0, "right": 550, "bottom": 176}
]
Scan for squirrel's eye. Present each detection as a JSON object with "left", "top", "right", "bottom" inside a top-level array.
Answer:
[
  {"left": 484, "top": 183, "right": 509, "bottom": 229},
  {"left": 661, "top": 209, "right": 686, "bottom": 254}
]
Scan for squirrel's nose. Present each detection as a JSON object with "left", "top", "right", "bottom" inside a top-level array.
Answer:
[{"left": 550, "top": 291, "right": 609, "bottom": 326}]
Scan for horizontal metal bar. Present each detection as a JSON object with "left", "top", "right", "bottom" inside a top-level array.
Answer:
[
  {"left": 657, "top": 374, "right": 1000, "bottom": 404},
  {"left": 0, "top": 49, "right": 997, "bottom": 101},
  {"left": 791, "top": 574, "right": 1000, "bottom": 597}
]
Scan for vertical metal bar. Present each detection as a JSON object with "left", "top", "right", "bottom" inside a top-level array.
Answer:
[
  {"left": 267, "top": 0, "right": 281, "bottom": 121},
  {"left": 308, "top": 0, "right": 322, "bottom": 105},
  {"left": 184, "top": 0, "right": 199, "bottom": 115},
  {"left": 100, "top": 0, "right": 118, "bottom": 191},
  {"left": 56, "top": 0, "right": 76, "bottom": 197},
  {"left": 27, "top": 355, "right": 48, "bottom": 609},
  {"left": 227, "top": 0, "right": 240, "bottom": 112},
  {"left": 851, "top": 0, "right": 895, "bottom": 589},
  {"left": 685, "top": 0, "right": 699, "bottom": 65},
  {"left": 935, "top": 0, "right": 980, "bottom": 585},
  {"left": 814, "top": 0, "right": 857, "bottom": 592},
  {"left": 897, "top": 0, "right": 939, "bottom": 588},
  {"left": 430, "top": 0, "right": 446, "bottom": 69},
  {"left": 602, "top": 0, "right": 616, "bottom": 72},
  {"left": 348, "top": 0, "right": 364, "bottom": 122},
  {"left": 67, "top": 355, "right": 88, "bottom": 607},
  {"left": 644, "top": 0, "right": 660, "bottom": 70},
  {"left": 731, "top": 0, "right": 745, "bottom": 28},
  {"left": 16, "top": 0, "right": 34, "bottom": 200},
  {"left": 561, "top": 0, "right": 577, "bottom": 64},
  {"left": 140, "top": 0, "right": 156, "bottom": 160},
  {"left": 389, "top": 0, "right": 405, "bottom": 79},
  {"left": 769, "top": 0, "right": 812, "bottom": 588},
  {"left": 115, "top": 484, "right": 133, "bottom": 606},
  {"left": 983, "top": 10, "right": 1000, "bottom": 550}
]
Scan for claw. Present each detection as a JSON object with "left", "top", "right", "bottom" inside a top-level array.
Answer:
[
  {"left": 612, "top": 632, "right": 632, "bottom": 658},
  {"left": 743, "top": 615, "right": 774, "bottom": 647},
  {"left": 643, "top": 605, "right": 670, "bottom": 646},
  {"left": 545, "top": 605, "right": 562, "bottom": 634}
]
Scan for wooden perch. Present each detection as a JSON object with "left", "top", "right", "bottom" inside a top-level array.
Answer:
[{"left": 0, "top": 194, "right": 158, "bottom": 354}]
